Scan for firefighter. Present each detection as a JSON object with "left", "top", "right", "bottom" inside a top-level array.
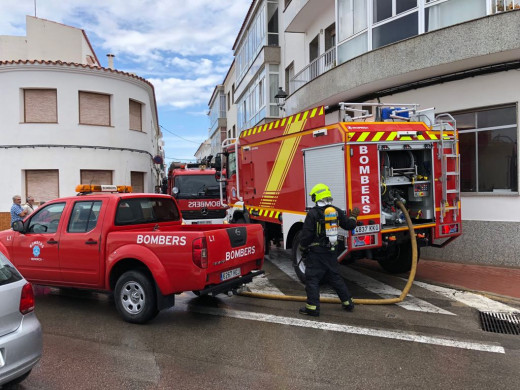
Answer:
[{"left": 299, "top": 183, "right": 360, "bottom": 317}]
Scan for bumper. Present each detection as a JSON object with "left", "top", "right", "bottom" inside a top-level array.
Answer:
[
  {"left": 197, "top": 270, "right": 265, "bottom": 296},
  {"left": 0, "top": 312, "right": 42, "bottom": 386}
]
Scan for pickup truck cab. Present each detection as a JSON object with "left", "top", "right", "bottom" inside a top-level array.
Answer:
[{"left": 0, "top": 185, "right": 264, "bottom": 323}]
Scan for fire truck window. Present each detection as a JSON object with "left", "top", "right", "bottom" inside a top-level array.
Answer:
[
  {"left": 115, "top": 198, "right": 180, "bottom": 225},
  {"left": 227, "top": 152, "right": 237, "bottom": 178},
  {"left": 68, "top": 201, "right": 102, "bottom": 233},
  {"left": 28, "top": 202, "right": 66, "bottom": 234},
  {"left": 174, "top": 175, "right": 221, "bottom": 199}
]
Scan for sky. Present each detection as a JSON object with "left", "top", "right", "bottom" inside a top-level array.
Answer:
[{"left": 0, "top": 0, "right": 251, "bottom": 164}]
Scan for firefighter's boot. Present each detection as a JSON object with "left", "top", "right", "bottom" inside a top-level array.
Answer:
[
  {"left": 299, "top": 304, "right": 319, "bottom": 317},
  {"left": 342, "top": 298, "right": 355, "bottom": 312}
]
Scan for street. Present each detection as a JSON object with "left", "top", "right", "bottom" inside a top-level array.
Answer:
[{"left": 14, "top": 249, "right": 520, "bottom": 390}]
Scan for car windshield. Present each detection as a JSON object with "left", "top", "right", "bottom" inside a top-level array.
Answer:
[
  {"left": 0, "top": 252, "right": 23, "bottom": 286},
  {"left": 174, "top": 174, "right": 221, "bottom": 199}
]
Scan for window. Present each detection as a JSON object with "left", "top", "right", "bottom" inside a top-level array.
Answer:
[
  {"left": 131, "top": 171, "right": 145, "bottom": 193},
  {"left": 129, "top": 99, "right": 143, "bottom": 131},
  {"left": 338, "top": 0, "right": 367, "bottom": 41},
  {"left": 80, "top": 170, "right": 113, "bottom": 185},
  {"left": 24, "top": 89, "right": 57, "bottom": 123},
  {"left": 227, "top": 92, "right": 231, "bottom": 111},
  {"left": 425, "top": 0, "right": 486, "bottom": 32},
  {"left": 115, "top": 198, "right": 180, "bottom": 226},
  {"left": 28, "top": 202, "right": 66, "bottom": 234},
  {"left": 373, "top": 11, "right": 418, "bottom": 49},
  {"left": 79, "top": 91, "right": 111, "bottom": 126},
  {"left": 373, "top": 0, "right": 417, "bottom": 23},
  {"left": 454, "top": 105, "right": 518, "bottom": 193},
  {"left": 26, "top": 170, "right": 59, "bottom": 204},
  {"left": 227, "top": 152, "right": 237, "bottom": 179},
  {"left": 68, "top": 201, "right": 102, "bottom": 233}
]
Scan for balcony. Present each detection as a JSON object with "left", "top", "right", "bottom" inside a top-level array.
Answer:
[
  {"left": 284, "top": 0, "right": 334, "bottom": 33},
  {"left": 290, "top": 47, "right": 335, "bottom": 93}
]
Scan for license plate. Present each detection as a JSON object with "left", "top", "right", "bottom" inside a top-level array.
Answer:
[
  {"left": 221, "top": 267, "right": 241, "bottom": 281},
  {"left": 354, "top": 224, "right": 380, "bottom": 234}
]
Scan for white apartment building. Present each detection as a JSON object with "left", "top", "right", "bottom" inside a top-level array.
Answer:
[
  {"left": 0, "top": 16, "right": 164, "bottom": 228},
  {"left": 211, "top": 0, "right": 520, "bottom": 268}
]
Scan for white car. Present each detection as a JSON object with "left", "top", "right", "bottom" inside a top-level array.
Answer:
[{"left": 0, "top": 251, "right": 42, "bottom": 387}]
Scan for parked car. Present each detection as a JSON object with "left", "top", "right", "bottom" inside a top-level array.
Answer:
[{"left": 0, "top": 250, "right": 42, "bottom": 388}]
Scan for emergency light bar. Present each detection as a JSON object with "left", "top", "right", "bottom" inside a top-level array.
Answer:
[{"left": 75, "top": 184, "right": 133, "bottom": 193}]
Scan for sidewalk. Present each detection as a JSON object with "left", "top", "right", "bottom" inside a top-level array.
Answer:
[{"left": 356, "top": 258, "right": 520, "bottom": 300}]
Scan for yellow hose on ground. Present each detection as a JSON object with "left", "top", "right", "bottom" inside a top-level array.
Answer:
[{"left": 239, "top": 200, "right": 418, "bottom": 305}]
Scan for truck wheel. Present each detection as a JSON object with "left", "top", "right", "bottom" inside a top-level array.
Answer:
[
  {"left": 115, "top": 270, "right": 158, "bottom": 324},
  {"left": 291, "top": 230, "right": 306, "bottom": 283},
  {"left": 377, "top": 241, "right": 420, "bottom": 274}
]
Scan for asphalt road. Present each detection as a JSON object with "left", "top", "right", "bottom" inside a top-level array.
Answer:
[{"left": 11, "top": 249, "right": 520, "bottom": 390}]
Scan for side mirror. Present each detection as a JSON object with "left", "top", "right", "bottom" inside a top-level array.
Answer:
[
  {"left": 214, "top": 154, "right": 222, "bottom": 172},
  {"left": 12, "top": 220, "right": 24, "bottom": 233}
]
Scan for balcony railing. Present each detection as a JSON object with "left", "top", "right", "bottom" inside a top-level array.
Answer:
[{"left": 290, "top": 46, "right": 336, "bottom": 93}]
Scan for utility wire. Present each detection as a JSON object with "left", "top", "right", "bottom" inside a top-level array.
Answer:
[{"left": 159, "top": 124, "right": 204, "bottom": 144}]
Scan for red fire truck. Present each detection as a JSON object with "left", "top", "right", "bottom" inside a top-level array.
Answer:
[
  {"left": 215, "top": 102, "right": 462, "bottom": 280},
  {"left": 167, "top": 162, "right": 227, "bottom": 224}
]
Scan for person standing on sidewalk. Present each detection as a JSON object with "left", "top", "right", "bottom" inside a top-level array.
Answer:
[
  {"left": 10, "top": 195, "right": 28, "bottom": 227},
  {"left": 299, "top": 183, "right": 360, "bottom": 317},
  {"left": 23, "top": 196, "right": 38, "bottom": 216}
]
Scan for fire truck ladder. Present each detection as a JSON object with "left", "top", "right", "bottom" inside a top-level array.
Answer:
[{"left": 435, "top": 114, "right": 460, "bottom": 223}]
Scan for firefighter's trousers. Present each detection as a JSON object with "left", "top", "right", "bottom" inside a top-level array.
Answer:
[{"left": 304, "top": 251, "right": 352, "bottom": 308}]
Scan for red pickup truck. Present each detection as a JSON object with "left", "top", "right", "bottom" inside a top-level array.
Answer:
[{"left": 0, "top": 186, "right": 264, "bottom": 323}]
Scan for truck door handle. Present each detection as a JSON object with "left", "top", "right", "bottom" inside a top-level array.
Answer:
[
  {"left": 47, "top": 239, "right": 59, "bottom": 244},
  {"left": 85, "top": 239, "right": 98, "bottom": 245}
]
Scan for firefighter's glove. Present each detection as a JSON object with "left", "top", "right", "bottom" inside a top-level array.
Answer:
[
  {"left": 299, "top": 245, "right": 309, "bottom": 265},
  {"left": 350, "top": 207, "right": 360, "bottom": 219}
]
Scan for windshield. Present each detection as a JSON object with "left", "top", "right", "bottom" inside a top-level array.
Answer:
[
  {"left": 174, "top": 174, "right": 222, "bottom": 199},
  {"left": 0, "top": 252, "right": 23, "bottom": 286}
]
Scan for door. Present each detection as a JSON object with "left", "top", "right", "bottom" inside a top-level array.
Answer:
[
  {"left": 11, "top": 202, "right": 66, "bottom": 282},
  {"left": 59, "top": 200, "right": 105, "bottom": 286}
]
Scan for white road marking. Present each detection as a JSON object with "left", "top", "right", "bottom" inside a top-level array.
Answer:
[
  {"left": 188, "top": 305, "right": 505, "bottom": 354},
  {"left": 408, "top": 280, "right": 520, "bottom": 314},
  {"left": 268, "top": 255, "right": 454, "bottom": 315},
  {"left": 246, "top": 273, "right": 285, "bottom": 295}
]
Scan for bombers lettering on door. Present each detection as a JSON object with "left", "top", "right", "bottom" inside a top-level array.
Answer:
[
  {"left": 137, "top": 234, "right": 187, "bottom": 246},
  {"left": 351, "top": 145, "right": 379, "bottom": 215}
]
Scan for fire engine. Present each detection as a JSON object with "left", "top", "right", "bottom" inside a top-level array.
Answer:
[
  {"left": 167, "top": 162, "right": 227, "bottom": 224},
  {"left": 215, "top": 102, "right": 462, "bottom": 280}
]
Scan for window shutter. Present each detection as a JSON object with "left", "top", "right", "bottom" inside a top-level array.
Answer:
[
  {"left": 129, "top": 100, "right": 143, "bottom": 131},
  {"left": 79, "top": 92, "right": 110, "bottom": 126},
  {"left": 80, "top": 170, "right": 113, "bottom": 185},
  {"left": 24, "top": 89, "right": 57, "bottom": 123},
  {"left": 26, "top": 170, "right": 59, "bottom": 203},
  {"left": 131, "top": 171, "right": 145, "bottom": 193}
]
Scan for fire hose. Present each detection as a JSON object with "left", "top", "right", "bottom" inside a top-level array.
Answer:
[{"left": 239, "top": 200, "right": 417, "bottom": 305}]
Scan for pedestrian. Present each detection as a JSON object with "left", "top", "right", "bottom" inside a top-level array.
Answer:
[
  {"left": 298, "top": 183, "right": 360, "bottom": 317},
  {"left": 23, "top": 196, "right": 38, "bottom": 216},
  {"left": 10, "top": 195, "right": 28, "bottom": 227}
]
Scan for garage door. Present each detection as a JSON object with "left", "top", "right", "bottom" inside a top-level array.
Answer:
[
  {"left": 26, "top": 170, "right": 59, "bottom": 204},
  {"left": 131, "top": 171, "right": 145, "bottom": 193}
]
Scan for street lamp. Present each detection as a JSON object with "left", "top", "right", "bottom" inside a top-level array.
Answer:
[{"left": 274, "top": 87, "right": 288, "bottom": 111}]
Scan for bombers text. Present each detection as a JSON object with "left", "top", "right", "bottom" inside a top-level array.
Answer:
[
  {"left": 137, "top": 234, "right": 187, "bottom": 246},
  {"left": 226, "top": 246, "right": 256, "bottom": 260}
]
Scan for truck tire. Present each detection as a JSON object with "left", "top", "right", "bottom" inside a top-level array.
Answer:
[
  {"left": 377, "top": 241, "right": 420, "bottom": 274},
  {"left": 291, "top": 230, "right": 306, "bottom": 283},
  {"left": 115, "top": 270, "right": 158, "bottom": 324}
]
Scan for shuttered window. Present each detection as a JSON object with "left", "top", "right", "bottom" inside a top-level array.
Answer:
[
  {"left": 129, "top": 100, "right": 143, "bottom": 131},
  {"left": 26, "top": 170, "right": 59, "bottom": 204},
  {"left": 24, "top": 89, "right": 57, "bottom": 123},
  {"left": 79, "top": 92, "right": 111, "bottom": 126},
  {"left": 131, "top": 171, "right": 145, "bottom": 193},
  {"left": 80, "top": 170, "right": 113, "bottom": 185}
]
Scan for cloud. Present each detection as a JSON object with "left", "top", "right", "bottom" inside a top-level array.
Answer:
[{"left": 149, "top": 74, "right": 222, "bottom": 109}]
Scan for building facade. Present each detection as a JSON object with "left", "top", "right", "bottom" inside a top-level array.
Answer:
[
  {"left": 209, "top": 0, "right": 520, "bottom": 268},
  {"left": 0, "top": 16, "right": 164, "bottom": 229}
]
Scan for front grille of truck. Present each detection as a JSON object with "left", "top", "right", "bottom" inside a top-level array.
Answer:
[{"left": 182, "top": 209, "right": 227, "bottom": 220}]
